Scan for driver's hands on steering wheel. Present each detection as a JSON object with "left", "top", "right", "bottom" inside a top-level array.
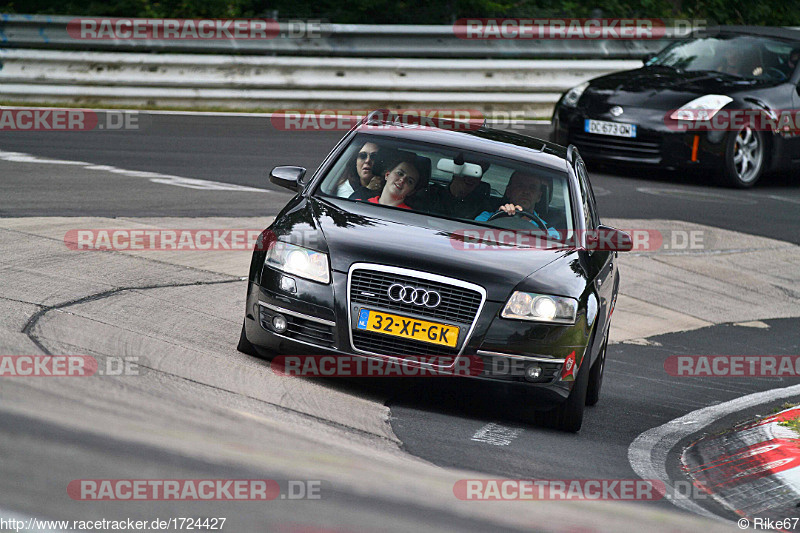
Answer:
[
  {"left": 498, "top": 203, "right": 524, "bottom": 215},
  {"left": 487, "top": 204, "right": 550, "bottom": 233}
]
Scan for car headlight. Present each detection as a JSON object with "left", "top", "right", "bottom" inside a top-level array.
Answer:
[
  {"left": 501, "top": 292, "right": 578, "bottom": 324},
  {"left": 669, "top": 95, "right": 733, "bottom": 122},
  {"left": 265, "top": 241, "right": 330, "bottom": 284},
  {"left": 561, "top": 82, "right": 589, "bottom": 108}
]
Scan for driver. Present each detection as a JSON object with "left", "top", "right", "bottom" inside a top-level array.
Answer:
[
  {"left": 787, "top": 49, "right": 800, "bottom": 76},
  {"left": 475, "top": 171, "right": 560, "bottom": 239},
  {"left": 717, "top": 46, "right": 763, "bottom": 77}
]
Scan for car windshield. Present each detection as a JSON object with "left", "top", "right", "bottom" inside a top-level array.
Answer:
[
  {"left": 316, "top": 133, "right": 575, "bottom": 244},
  {"left": 648, "top": 35, "right": 799, "bottom": 81}
]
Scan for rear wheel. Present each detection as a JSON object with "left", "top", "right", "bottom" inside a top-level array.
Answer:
[
  {"left": 585, "top": 335, "right": 607, "bottom": 406},
  {"left": 721, "top": 125, "right": 765, "bottom": 188}
]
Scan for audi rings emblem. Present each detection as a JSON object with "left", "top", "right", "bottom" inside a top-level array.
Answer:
[{"left": 387, "top": 283, "right": 442, "bottom": 308}]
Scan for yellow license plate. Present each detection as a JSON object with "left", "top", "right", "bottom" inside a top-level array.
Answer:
[{"left": 356, "top": 309, "right": 459, "bottom": 348}]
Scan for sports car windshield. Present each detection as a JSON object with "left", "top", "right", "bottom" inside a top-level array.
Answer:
[
  {"left": 316, "top": 133, "right": 575, "bottom": 242},
  {"left": 648, "top": 35, "right": 799, "bottom": 81}
]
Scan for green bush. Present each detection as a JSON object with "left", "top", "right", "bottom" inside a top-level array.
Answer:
[{"left": 2, "top": 0, "right": 799, "bottom": 26}]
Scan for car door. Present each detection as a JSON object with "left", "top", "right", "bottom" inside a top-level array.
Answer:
[{"left": 575, "top": 156, "right": 614, "bottom": 354}]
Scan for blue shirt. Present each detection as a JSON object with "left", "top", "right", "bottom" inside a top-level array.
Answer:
[{"left": 475, "top": 210, "right": 561, "bottom": 240}]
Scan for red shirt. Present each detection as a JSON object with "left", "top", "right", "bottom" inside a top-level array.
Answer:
[{"left": 367, "top": 196, "right": 411, "bottom": 210}]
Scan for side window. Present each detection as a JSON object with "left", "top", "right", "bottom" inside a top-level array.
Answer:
[{"left": 575, "top": 157, "right": 599, "bottom": 229}]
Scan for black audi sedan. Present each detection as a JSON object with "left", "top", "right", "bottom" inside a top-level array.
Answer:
[
  {"left": 238, "top": 115, "right": 631, "bottom": 431},
  {"left": 552, "top": 26, "right": 800, "bottom": 187}
]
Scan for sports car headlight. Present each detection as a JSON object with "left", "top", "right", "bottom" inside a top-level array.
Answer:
[
  {"left": 501, "top": 292, "right": 578, "bottom": 324},
  {"left": 265, "top": 242, "right": 330, "bottom": 284},
  {"left": 561, "top": 82, "right": 589, "bottom": 108},
  {"left": 670, "top": 95, "right": 733, "bottom": 122}
]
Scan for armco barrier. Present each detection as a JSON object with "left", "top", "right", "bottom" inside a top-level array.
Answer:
[
  {"left": 0, "top": 14, "right": 671, "bottom": 58},
  {"left": 0, "top": 49, "right": 642, "bottom": 114}
]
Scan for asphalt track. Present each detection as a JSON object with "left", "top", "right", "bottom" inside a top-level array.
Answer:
[
  {"left": 1, "top": 113, "right": 799, "bottom": 243},
  {"left": 1, "top": 111, "right": 799, "bottom": 532}
]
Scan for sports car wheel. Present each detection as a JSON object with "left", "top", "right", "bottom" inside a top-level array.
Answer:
[
  {"left": 722, "top": 125, "right": 765, "bottom": 188},
  {"left": 585, "top": 335, "right": 607, "bottom": 407}
]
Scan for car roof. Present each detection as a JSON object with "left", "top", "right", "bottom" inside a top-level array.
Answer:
[
  {"left": 353, "top": 121, "right": 570, "bottom": 174},
  {"left": 697, "top": 25, "right": 800, "bottom": 43}
]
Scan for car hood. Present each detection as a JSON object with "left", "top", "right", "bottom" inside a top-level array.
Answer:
[
  {"left": 583, "top": 66, "right": 768, "bottom": 111},
  {"left": 305, "top": 197, "right": 573, "bottom": 301}
]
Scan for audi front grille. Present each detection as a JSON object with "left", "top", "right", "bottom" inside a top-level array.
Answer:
[
  {"left": 347, "top": 264, "right": 486, "bottom": 357},
  {"left": 350, "top": 270, "right": 482, "bottom": 323}
]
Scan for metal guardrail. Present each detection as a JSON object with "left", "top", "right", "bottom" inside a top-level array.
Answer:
[
  {"left": 0, "top": 14, "right": 672, "bottom": 58},
  {"left": 0, "top": 48, "right": 642, "bottom": 114},
  {"left": 0, "top": 14, "right": 667, "bottom": 113}
]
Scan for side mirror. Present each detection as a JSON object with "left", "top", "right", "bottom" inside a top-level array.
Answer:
[
  {"left": 585, "top": 225, "right": 633, "bottom": 252},
  {"left": 269, "top": 166, "right": 306, "bottom": 192},
  {"left": 642, "top": 53, "right": 656, "bottom": 65}
]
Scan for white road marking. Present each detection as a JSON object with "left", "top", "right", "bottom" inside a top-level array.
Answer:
[
  {"left": 0, "top": 150, "right": 88, "bottom": 165},
  {"left": 636, "top": 187, "right": 758, "bottom": 205},
  {"left": 591, "top": 185, "right": 612, "bottom": 197},
  {"left": 471, "top": 422, "right": 523, "bottom": 446},
  {"left": 0, "top": 150, "right": 267, "bottom": 192},
  {"left": 628, "top": 383, "right": 800, "bottom": 520},
  {"left": 733, "top": 321, "right": 771, "bottom": 329},
  {"left": 753, "top": 194, "right": 800, "bottom": 206}
]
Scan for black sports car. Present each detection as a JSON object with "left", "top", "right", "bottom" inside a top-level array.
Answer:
[
  {"left": 239, "top": 115, "right": 631, "bottom": 431},
  {"left": 552, "top": 26, "right": 800, "bottom": 187}
]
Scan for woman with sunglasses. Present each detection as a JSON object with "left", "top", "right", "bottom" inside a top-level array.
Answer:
[{"left": 334, "top": 142, "right": 383, "bottom": 198}]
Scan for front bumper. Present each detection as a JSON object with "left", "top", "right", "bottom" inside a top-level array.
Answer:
[{"left": 552, "top": 105, "right": 729, "bottom": 170}]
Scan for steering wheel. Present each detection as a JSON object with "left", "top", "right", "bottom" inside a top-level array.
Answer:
[
  {"left": 765, "top": 67, "right": 788, "bottom": 81},
  {"left": 487, "top": 209, "right": 550, "bottom": 233}
]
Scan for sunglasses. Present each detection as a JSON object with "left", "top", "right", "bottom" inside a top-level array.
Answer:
[{"left": 357, "top": 151, "right": 379, "bottom": 161}]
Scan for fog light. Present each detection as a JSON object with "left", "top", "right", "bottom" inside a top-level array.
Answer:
[
  {"left": 272, "top": 315, "right": 288, "bottom": 333},
  {"left": 279, "top": 275, "right": 297, "bottom": 294},
  {"left": 524, "top": 365, "right": 542, "bottom": 381}
]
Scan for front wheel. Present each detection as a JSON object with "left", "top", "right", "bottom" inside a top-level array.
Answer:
[
  {"left": 236, "top": 319, "right": 258, "bottom": 356},
  {"left": 547, "top": 354, "right": 590, "bottom": 432},
  {"left": 721, "top": 126, "right": 766, "bottom": 188}
]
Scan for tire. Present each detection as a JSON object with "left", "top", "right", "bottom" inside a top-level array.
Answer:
[
  {"left": 585, "top": 335, "right": 607, "bottom": 407},
  {"left": 548, "top": 352, "right": 590, "bottom": 432},
  {"left": 236, "top": 319, "right": 258, "bottom": 356},
  {"left": 721, "top": 125, "right": 766, "bottom": 188}
]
